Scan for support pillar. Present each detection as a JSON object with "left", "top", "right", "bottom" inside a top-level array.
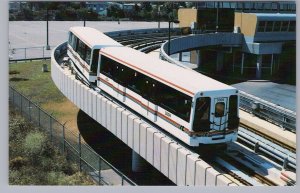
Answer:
[
  {"left": 256, "top": 54, "right": 262, "bottom": 79},
  {"left": 216, "top": 51, "right": 224, "bottom": 72},
  {"left": 196, "top": 50, "right": 201, "bottom": 69},
  {"left": 232, "top": 51, "right": 235, "bottom": 72},
  {"left": 132, "top": 150, "right": 147, "bottom": 172},
  {"left": 270, "top": 54, "right": 274, "bottom": 75},
  {"left": 241, "top": 53, "right": 244, "bottom": 75},
  {"left": 179, "top": 52, "right": 182, "bottom": 61}
]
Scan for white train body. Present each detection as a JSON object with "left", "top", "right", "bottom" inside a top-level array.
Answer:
[{"left": 67, "top": 27, "right": 240, "bottom": 146}]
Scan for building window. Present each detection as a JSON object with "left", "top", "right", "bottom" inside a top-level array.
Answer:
[
  {"left": 280, "top": 21, "right": 289, "bottom": 31},
  {"left": 265, "top": 21, "right": 274, "bottom": 32},
  {"left": 288, "top": 21, "right": 296, "bottom": 32},
  {"left": 273, "top": 21, "right": 281, "bottom": 31},
  {"left": 258, "top": 21, "right": 266, "bottom": 32}
]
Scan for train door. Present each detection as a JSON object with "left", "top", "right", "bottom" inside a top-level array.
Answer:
[{"left": 212, "top": 97, "right": 228, "bottom": 131}]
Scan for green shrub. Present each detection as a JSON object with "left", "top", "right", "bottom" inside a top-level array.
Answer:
[{"left": 24, "top": 131, "right": 47, "bottom": 157}]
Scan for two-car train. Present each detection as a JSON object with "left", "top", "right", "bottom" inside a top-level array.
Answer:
[{"left": 67, "top": 26, "right": 240, "bottom": 147}]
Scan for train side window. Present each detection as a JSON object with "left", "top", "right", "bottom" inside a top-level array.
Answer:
[
  {"left": 192, "top": 97, "right": 211, "bottom": 131},
  {"left": 158, "top": 83, "right": 192, "bottom": 122},
  {"left": 90, "top": 49, "right": 99, "bottom": 74},
  {"left": 148, "top": 79, "right": 158, "bottom": 103},
  {"left": 228, "top": 95, "right": 239, "bottom": 129},
  {"left": 127, "top": 71, "right": 141, "bottom": 94},
  {"left": 100, "top": 55, "right": 116, "bottom": 79},
  {"left": 77, "top": 39, "right": 86, "bottom": 61},
  {"left": 68, "top": 32, "right": 72, "bottom": 44},
  {"left": 72, "top": 35, "right": 78, "bottom": 51},
  {"left": 85, "top": 47, "right": 91, "bottom": 65},
  {"left": 215, "top": 102, "right": 225, "bottom": 117},
  {"left": 115, "top": 64, "right": 132, "bottom": 86}
]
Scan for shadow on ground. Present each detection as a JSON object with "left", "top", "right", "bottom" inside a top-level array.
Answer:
[{"left": 77, "top": 109, "right": 175, "bottom": 186}]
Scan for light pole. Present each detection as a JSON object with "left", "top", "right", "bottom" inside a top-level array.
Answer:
[
  {"left": 46, "top": 7, "right": 50, "bottom": 50},
  {"left": 216, "top": 1, "right": 219, "bottom": 32},
  {"left": 83, "top": 11, "right": 91, "bottom": 27},
  {"left": 168, "top": 19, "right": 179, "bottom": 55},
  {"left": 158, "top": 5, "right": 160, "bottom": 29}
]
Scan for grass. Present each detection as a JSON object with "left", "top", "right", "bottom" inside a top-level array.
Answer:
[{"left": 9, "top": 60, "right": 79, "bottom": 129}]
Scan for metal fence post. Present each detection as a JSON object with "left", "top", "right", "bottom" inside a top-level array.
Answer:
[
  {"left": 20, "top": 94, "right": 23, "bottom": 115},
  {"left": 62, "top": 124, "right": 65, "bottom": 154},
  {"left": 49, "top": 116, "right": 53, "bottom": 142},
  {"left": 38, "top": 108, "right": 41, "bottom": 127},
  {"left": 12, "top": 88, "right": 14, "bottom": 105},
  {"left": 98, "top": 157, "right": 102, "bottom": 185},
  {"left": 78, "top": 133, "right": 82, "bottom": 172},
  {"left": 29, "top": 101, "right": 31, "bottom": 122}
]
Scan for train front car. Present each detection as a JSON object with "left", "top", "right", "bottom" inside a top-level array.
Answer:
[{"left": 189, "top": 89, "right": 239, "bottom": 146}]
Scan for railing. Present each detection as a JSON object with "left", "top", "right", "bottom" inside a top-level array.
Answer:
[
  {"left": 239, "top": 91, "right": 296, "bottom": 132},
  {"left": 9, "top": 46, "right": 53, "bottom": 61},
  {"left": 9, "top": 86, "right": 137, "bottom": 186}
]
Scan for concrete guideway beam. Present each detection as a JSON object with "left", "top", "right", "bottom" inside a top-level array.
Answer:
[
  {"left": 51, "top": 42, "right": 237, "bottom": 186},
  {"left": 160, "top": 32, "right": 244, "bottom": 66}
]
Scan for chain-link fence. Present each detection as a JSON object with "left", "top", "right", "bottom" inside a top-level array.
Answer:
[{"left": 9, "top": 86, "right": 136, "bottom": 186}]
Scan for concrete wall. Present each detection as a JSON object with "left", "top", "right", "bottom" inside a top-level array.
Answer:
[{"left": 51, "top": 43, "right": 238, "bottom": 186}]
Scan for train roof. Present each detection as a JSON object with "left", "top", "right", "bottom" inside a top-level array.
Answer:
[
  {"left": 100, "top": 46, "right": 236, "bottom": 96},
  {"left": 69, "top": 26, "right": 122, "bottom": 48}
]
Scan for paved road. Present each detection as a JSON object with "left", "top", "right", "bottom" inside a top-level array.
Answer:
[{"left": 9, "top": 21, "right": 170, "bottom": 60}]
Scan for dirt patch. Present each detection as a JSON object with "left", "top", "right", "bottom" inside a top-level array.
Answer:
[
  {"left": 10, "top": 77, "right": 29, "bottom": 81},
  {"left": 42, "top": 99, "right": 79, "bottom": 131},
  {"left": 9, "top": 70, "right": 20, "bottom": 75}
]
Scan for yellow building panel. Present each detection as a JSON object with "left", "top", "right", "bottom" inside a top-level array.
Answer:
[
  {"left": 234, "top": 12, "right": 257, "bottom": 36},
  {"left": 178, "top": 8, "right": 198, "bottom": 28}
]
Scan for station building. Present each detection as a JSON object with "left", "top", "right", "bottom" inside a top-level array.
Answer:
[{"left": 176, "top": 2, "right": 296, "bottom": 83}]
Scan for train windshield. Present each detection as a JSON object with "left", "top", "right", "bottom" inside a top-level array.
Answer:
[
  {"left": 192, "top": 97, "right": 211, "bottom": 132},
  {"left": 90, "top": 49, "right": 99, "bottom": 75}
]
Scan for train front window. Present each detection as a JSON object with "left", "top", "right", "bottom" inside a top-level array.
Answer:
[
  {"left": 215, "top": 102, "right": 225, "bottom": 117},
  {"left": 192, "top": 97, "right": 211, "bottom": 132},
  {"left": 228, "top": 95, "right": 239, "bottom": 129}
]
